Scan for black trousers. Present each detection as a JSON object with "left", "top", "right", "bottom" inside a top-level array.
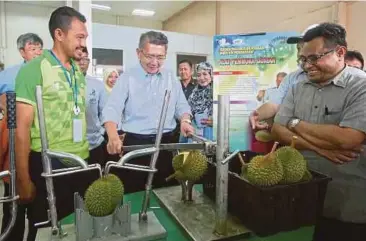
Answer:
[
  {"left": 313, "top": 216, "right": 366, "bottom": 241},
  {"left": 1, "top": 183, "right": 37, "bottom": 241},
  {"left": 1, "top": 151, "right": 100, "bottom": 240},
  {"left": 89, "top": 141, "right": 108, "bottom": 168},
  {"left": 108, "top": 131, "right": 178, "bottom": 194}
]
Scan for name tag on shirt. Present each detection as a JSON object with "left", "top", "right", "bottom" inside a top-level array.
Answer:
[{"left": 73, "top": 119, "right": 83, "bottom": 143}]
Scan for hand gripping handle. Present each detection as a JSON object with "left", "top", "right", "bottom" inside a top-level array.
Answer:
[{"left": 6, "top": 91, "right": 16, "bottom": 129}]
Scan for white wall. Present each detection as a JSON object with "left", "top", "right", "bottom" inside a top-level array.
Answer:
[
  {"left": 93, "top": 23, "right": 212, "bottom": 76},
  {"left": 0, "top": 1, "right": 163, "bottom": 67}
]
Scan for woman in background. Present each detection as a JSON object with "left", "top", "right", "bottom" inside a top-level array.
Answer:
[
  {"left": 104, "top": 68, "right": 119, "bottom": 93},
  {"left": 183, "top": 61, "right": 214, "bottom": 142}
]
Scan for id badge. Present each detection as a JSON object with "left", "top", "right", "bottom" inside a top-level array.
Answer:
[{"left": 73, "top": 119, "right": 83, "bottom": 143}]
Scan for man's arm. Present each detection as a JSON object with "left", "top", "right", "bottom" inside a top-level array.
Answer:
[
  {"left": 97, "top": 81, "right": 108, "bottom": 122},
  {"left": 272, "top": 81, "right": 319, "bottom": 151},
  {"left": 15, "top": 103, "right": 33, "bottom": 184},
  {"left": 292, "top": 81, "right": 366, "bottom": 150},
  {"left": 14, "top": 60, "right": 40, "bottom": 201},
  {"left": 271, "top": 123, "right": 319, "bottom": 151},
  {"left": 293, "top": 121, "right": 365, "bottom": 150},
  {"left": 174, "top": 79, "right": 192, "bottom": 121},
  {"left": 255, "top": 102, "right": 280, "bottom": 121}
]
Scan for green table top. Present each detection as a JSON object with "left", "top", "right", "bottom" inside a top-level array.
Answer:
[{"left": 61, "top": 186, "right": 314, "bottom": 241}]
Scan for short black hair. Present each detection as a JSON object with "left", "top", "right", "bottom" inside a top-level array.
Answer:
[
  {"left": 277, "top": 72, "right": 287, "bottom": 78},
  {"left": 49, "top": 6, "right": 86, "bottom": 40},
  {"left": 302, "top": 22, "right": 347, "bottom": 49},
  {"left": 139, "top": 31, "right": 168, "bottom": 49},
  {"left": 345, "top": 50, "right": 364, "bottom": 69},
  {"left": 178, "top": 59, "right": 193, "bottom": 69}
]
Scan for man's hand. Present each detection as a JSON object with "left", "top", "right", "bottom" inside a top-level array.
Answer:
[
  {"left": 17, "top": 180, "right": 36, "bottom": 203},
  {"left": 256, "top": 90, "right": 265, "bottom": 101},
  {"left": 250, "top": 110, "right": 269, "bottom": 130},
  {"left": 107, "top": 135, "right": 123, "bottom": 155},
  {"left": 316, "top": 149, "right": 360, "bottom": 164},
  {"left": 201, "top": 118, "right": 213, "bottom": 127},
  {"left": 181, "top": 121, "right": 194, "bottom": 137}
]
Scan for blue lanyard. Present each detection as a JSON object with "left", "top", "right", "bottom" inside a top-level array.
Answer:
[{"left": 49, "top": 50, "right": 78, "bottom": 111}]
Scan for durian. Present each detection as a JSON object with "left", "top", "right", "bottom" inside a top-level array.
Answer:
[
  {"left": 275, "top": 136, "right": 307, "bottom": 184},
  {"left": 166, "top": 150, "right": 208, "bottom": 182},
  {"left": 255, "top": 130, "right": 274, "bottom": 142},
  {"left": 301, "top": 169, "right": 313, "bottom": 182},
  {"left": 246, "top": 142, "right": 284, "bottom": 187},
  {"left": 84, "top": 174, "right": 124, "bottom": 217}
]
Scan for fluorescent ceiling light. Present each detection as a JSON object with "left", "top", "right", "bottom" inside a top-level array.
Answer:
[
  {"left": 132, "top": 9, "right": 155, "bottom": 17},
  {"left": 91, "top": 4, "right": 111, "bottom": 11}
]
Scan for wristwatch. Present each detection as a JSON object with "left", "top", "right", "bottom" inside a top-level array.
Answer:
[
  {"left": 181, "top": 119, "right": 192, "bottom": 125},
  {"left": 288, "top": 118, "right": 300, "bottom": 129}
]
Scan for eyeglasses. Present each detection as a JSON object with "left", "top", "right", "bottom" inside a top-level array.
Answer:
[
  {"left": 140, "top": 50, "right": 166, "bottom": 61},
  {"left": 80, "top": 58, "right": 90, "bottom": 63},
  {"left": 297, "top": 49, "right": 335, "bottom": 66}
]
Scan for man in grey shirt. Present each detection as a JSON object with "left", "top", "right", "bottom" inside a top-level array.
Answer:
[
  {"left": 272, "top": 23, "right": 366, "bottom": 241},
  {"left": 103, "top": 31, "right": 193, "bottom": 193},
  {"left": 75, "top": 47, "right": 108, "bottom": 167}
]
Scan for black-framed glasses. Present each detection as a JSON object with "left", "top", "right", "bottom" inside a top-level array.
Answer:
[
  {"left": 140, "top": 50, "right": 166, "bottom": 61},
  {"left": 297, "top": 49, "right": 335, "bottom": 66}
]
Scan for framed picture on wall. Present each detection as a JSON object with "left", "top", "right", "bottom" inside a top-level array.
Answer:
[
  {"left": 92, "top": 48, "right": 123, "bottom": 79},
  {"left": 176, "top": 54, "right": 207, "bottom": 78}
]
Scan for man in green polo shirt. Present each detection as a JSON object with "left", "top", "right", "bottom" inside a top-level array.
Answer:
[{"left": 13, "top": 6, "right": 97, "bottom": 240}]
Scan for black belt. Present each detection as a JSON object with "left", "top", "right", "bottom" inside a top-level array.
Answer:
[{"left": 123, "top": 131, "right": 173, "bottom": 141}]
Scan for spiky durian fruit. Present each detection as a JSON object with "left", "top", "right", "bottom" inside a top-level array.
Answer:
[
  {"left": 275, "top": 136, "right": 307, "bottom": 184},
  {"left": 84, "top": 174, "right": 124, "bottom": 217},
  {"left": 167, "top": 150, "right": 208, "bottom": 182},
  {"left": 247, "top": 142, "right": 284, "bottom": 187}
]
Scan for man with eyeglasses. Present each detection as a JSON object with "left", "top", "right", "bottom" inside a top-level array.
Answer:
[
  {"left": 102, "top": 31, "right": 194, "bottom": 194},
  {"left": 272, "top": 22, "right": 366, "bottom": 241},
  {"left": 345, "top": 50, "right": 364, "bottom": 70},
  {"left": 75, "top": 47, "right": 108, "bottom": 167},
  {"left": 250, "top": 24, "right": 319, "bottom": 130}
]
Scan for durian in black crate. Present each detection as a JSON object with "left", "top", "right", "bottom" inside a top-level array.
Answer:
[{"left": 202, "top": 137, "right": 331, "bottom": 237}]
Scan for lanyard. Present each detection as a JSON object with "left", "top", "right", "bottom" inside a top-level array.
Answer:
[{"left": 49, "top": 50, "right": 80, "bottom": 115}]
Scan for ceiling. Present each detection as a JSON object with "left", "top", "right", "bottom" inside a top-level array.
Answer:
[{"left": 21, "top": 1, "right": 193, "bottom": 21}]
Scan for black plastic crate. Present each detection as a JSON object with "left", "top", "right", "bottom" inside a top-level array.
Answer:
[{"left": 202, "top": 151, "right": 332, "bottom": 237}]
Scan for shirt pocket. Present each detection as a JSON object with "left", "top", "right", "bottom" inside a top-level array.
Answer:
[{"left": 323, "top": 107, "right": 343, "bottom": 124}]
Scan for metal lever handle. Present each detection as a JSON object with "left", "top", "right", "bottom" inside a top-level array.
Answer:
[
  {"left": 221, "top": 150, "right": 240, "bottom": 165},
  {"left": 105, "top": 147, "right": 156, "bottom": 174},
  {"left": 46, "top": 150, "right": 88, "bottom": 169},
  {"left": 6, "top": 91, "right": 16, "bottom": 129},
  {"left": 190, "top": 133, "right": 210, "bottom": 143},
  {"left": 0, "top": 92, "right": 18, "bottom": 241}
]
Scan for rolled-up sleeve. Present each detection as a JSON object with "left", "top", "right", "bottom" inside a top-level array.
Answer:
[
  {"left": 274, "top": 84, "right": 296, "bottom": 126},
  {"left": 102, "top": 74, "right": 129, "bottom": 125},
  {"left": 269, "top": 73, "right": 292, "bottom": 105},
  {"left": 174, "top": 80, "right": 191, "bottom": 120}
]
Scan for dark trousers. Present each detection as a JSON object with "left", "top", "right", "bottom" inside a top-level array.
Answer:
[
  {"left": 1, "top": 151, "right": 100, "bottom": 240},
  {"left": 1, "top": 183, "right": 37, "bottom": 241},
  {"left": 108, "top": 131, "right": 178, "bottom": 194},
  {"left": 313, "top": 216, "right": 366, "bottom": 241},
  {"left": 89, "top": 141, "right": 108, "bottom": 168}
]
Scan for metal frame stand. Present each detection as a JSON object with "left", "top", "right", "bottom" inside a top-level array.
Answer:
[
  {"left": 0, "top": 92, "right": 19, "bottom": 241},
  {"left": 152, "top": 95, "right": 250, "bottom": 241},
  {"left": 34, "top": 86, "right": 102, "bottom": 240}
]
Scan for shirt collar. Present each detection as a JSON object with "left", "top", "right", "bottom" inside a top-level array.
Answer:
[
  {"left": 137, "top": 62, "right": 162, "bottom": 78},
  {"left": 304, "top": 65, "right": 347, "bottom": 88}
]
